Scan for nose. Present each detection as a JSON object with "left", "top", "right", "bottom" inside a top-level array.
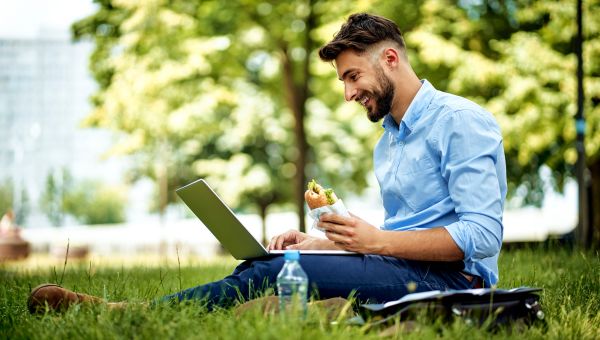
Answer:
[{"left": 344, "top": 83, "right": 357, "bottom": 102}]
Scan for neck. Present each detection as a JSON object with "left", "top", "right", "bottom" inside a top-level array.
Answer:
[{"left": 389, "top": 67, "right": 422, "bottom": 125}]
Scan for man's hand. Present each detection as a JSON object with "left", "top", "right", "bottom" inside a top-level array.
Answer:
[
  {"left": 267, "top": 229, "right": 340, "bottom": 251},
  {"left": 267, "top": 229, "right": 308, "bottom": 250},
  {"left": 318, "top": 212, "right": 384, "bottom": 254}
]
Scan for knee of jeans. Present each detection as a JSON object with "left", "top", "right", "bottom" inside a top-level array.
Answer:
[
  {"left": 232, "top": 260, "right": 254, "bottom": 275},
  {"left": 250, "top": 257, "right": 284, "bottom": 285}
]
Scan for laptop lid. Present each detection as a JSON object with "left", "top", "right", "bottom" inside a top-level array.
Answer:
[
  {"left": 177, "top": 179, "right": 358, "bottom": 259},
  {"left": 176, "top": 179, "right": 269, "bottom": 260}
]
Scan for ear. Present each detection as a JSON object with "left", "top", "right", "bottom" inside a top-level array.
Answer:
[{"left": 381, "top": 48, "right": 400, "bottom": 69}]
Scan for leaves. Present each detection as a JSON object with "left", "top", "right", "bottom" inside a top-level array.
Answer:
[
  {"left": 409, "top": 0, "right": 600, "bottom": 205},
  {"left": 72, "top": 0, "right": 380, "bottom": 222},
  {"left": 72, "top": 0, "right": 600, "bottom": 214}
]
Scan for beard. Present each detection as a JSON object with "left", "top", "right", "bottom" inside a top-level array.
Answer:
[{"left": 365, "top": 67, "right": 395, "bottom": 123}]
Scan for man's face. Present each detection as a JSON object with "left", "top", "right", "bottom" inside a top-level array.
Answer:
[{"left": 335, "top": 49, "right": 395, "bottom": 122}]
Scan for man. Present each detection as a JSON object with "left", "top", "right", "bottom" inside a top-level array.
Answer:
[{"left": 28, "top": 13, "right": 506, "bottom": 313}]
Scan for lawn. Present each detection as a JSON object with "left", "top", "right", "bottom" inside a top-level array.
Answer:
[{"left": 1, "top": 246, "right": 598, "bottom": 339}]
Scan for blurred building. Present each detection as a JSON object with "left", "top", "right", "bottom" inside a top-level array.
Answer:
[{"left": 0, "top": 36, "right": 125, "bottom": 227}]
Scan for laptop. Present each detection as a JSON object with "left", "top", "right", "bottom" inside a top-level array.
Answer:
[{"left": 176, "top": 178, "right": 357, "bottom": 260}]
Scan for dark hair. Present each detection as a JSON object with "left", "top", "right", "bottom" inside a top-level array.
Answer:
[{"left": 318, "top": 13, "right": 405, "bottom": 62}]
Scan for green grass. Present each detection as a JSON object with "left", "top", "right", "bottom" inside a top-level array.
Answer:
[{"left": 1, "top": 247, "right": 598, "bottom": 339}]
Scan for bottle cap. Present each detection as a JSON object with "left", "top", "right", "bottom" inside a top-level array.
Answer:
[{"left": 284, "top": 250, "right": 300, "bottom": 261}]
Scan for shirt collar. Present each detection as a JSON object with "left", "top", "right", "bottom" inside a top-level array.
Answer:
[
  {"left": 381, "top": 113, "right": 399, "bottom": 137},
  {"left": 381, "top": 79, "right": 436, "bottom": 140}
]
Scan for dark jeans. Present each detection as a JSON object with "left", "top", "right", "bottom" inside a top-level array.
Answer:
[{"left": 159, "top": 254, "right": 475, "bottom": 310}]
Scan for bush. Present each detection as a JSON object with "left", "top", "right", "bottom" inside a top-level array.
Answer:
[
  {"left": 39, "top": 171, "right": 72, "bottom": 226},
  {"left": 63, "top": 180, "right": 128, "bottom": 225},
  {"left": 40, "top": 170, "right": 127, "bottom": 226},
  {"left": 0, "top": 180, "right": 12, "bottom": 217}
]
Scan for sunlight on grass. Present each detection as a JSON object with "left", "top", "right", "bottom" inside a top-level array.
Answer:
[
  {"left": 1, "top": 247, "right": 598, "bottom": 339},
  {"left": 1, "top": 253, "right": 238, "bottom": 272}
]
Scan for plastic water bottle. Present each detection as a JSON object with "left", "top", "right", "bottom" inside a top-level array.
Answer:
[{"left": 276, "top": 250, "right": 308, "bottom": 316}]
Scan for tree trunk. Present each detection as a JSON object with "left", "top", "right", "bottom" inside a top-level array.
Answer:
[
  {"left": 158, "top": 163, "right": 168, "bottom": 222},
  {"left": 589, "top": 158, "right": 600, "bottom": 248},
  {"left": 281, "top": 49, "right": 307, "bottom": 233},
  {"left": 157, "top": 160, "right": 168, "bottom": 256},
  {"left": 279, "top": 2, "right": 315, "bottom": 233},
  {"left": 259, "top": 203, "right": 268, "bottom": 246},
  {"left": 157, "top": 141, "right": 170, "bottom": 256}
]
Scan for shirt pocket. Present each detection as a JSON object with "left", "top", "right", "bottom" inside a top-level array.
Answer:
[{"left": 396, "top": 155, "right": 447, "bottom": 212}]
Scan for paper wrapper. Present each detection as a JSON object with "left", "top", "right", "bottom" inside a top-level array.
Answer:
[{"left": 308, "top": 199, "right": 350, "bottom": 232}]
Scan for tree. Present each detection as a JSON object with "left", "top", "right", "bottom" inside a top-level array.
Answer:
[
  {"left": 39, "top": 169, "right": 127, "bottom": 226},
  {"left": 72, "top": 0, "right": 383, "bottom": 241},
  {"left": 0, "top": 180, "right": 13, "bottom": 220},
  {"left": 39, "top": 169, "right": 73, "bottom": 227},
  {"left": 76, "top": 0, "right": 600, "bottom": 247},
  {"left": 406, "top": 0, "right": 600, "bottom": 244},
  {"left": 62, "top": 180, "right": 127, "bottom": 225}
]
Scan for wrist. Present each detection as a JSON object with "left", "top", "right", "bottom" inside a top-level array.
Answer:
[
  {"left": 321, "top": 238, "right": 340, "bottom": 250},
  {"left": 375, "top": 229, "right": 390, "bottom": 255}
]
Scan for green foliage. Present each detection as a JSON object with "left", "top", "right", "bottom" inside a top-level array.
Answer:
[
  {"left": 62, "top": 180, "right": 127, "bottom": 225},
  {"left": 71, "top": 0, "right": 383, "bottom": 233},
  {"left": 0, "top": 180, "right": 13, "bottom": 219},
  {"left": 15, "top": 188, "right": 29, "bottom": 226},
  {"left": 72, "top": 0, "right": 600, "bottom": 217},
  {"left": 39, "top": 170, "right": 73, "bottom": 227},
  {"left": 407, "top": 0, "right": 600, "bottom": 205},
  {"left": 71, "top": 0, "right": 131, "bottom": 91},
  {"left": 39, "top": 169, "right": 127, "bottom": 226},
  {"left": 1, "top": 248, "right": 599, "bottom": 338}
]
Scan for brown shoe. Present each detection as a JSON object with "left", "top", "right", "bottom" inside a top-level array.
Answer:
[{"left": 27, "top": 283, "right": 104, "bottom": 314}]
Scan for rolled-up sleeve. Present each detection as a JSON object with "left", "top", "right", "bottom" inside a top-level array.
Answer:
[{"left": 433, "top": 109, "right": 505, "bottom": 261}]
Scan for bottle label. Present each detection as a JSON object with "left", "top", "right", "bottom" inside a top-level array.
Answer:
[{"left": 277, "top": 282, "right": 308, "bottom": 318}]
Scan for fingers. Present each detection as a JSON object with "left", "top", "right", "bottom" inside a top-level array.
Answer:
[
  {"left": 268, "top": 235, "right": 284, "bottom": 250},
  {"left": 267, "top": 235, "right": 278, "bottom": 250},
  {"left": 318, "top": 214, "right": 354, "bottom": 247},
  {"left": 318, "top": 220, "right": 354, "bottom": 237},
  {"left": 319, "top": 213, "right": 352, "bottom": 225},
  {"left": 325, "top": 230, "right": 351, "bottom": 243},
  {"left": 325, "top": 231, "right": 351, "bottom": 245},
  {"left": 285, "top": 239, "right": 314, "bottom": 250},
  {"left": 268, "top": 230, "right": 301, "bottom": 250},
  {"left": 276, "top": 234, "right": 287, "bottom": 250},
  {"left": 334, "top": 241, "right": 348, "bottom": 249}
]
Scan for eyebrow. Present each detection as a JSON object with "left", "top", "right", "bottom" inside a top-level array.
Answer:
[{"left": 338, "top": 68, "right": 358, "bottom": 81}]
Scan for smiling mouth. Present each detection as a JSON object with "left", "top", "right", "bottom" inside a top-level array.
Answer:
[{"left": 357, "top": 95, "right": 370, "bottom": 107}]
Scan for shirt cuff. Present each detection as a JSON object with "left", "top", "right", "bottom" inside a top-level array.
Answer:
[{"left": 444, "top": 214, "right": 502, "bottom": 260}]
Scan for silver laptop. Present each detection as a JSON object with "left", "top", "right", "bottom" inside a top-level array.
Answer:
[{"left": 176, "top": 179, "right": 357, "bottom": 260}]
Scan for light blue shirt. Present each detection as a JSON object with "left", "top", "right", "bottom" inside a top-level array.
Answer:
[{"left": 374, "top": 80, "right": 507, "bottom": 286}]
